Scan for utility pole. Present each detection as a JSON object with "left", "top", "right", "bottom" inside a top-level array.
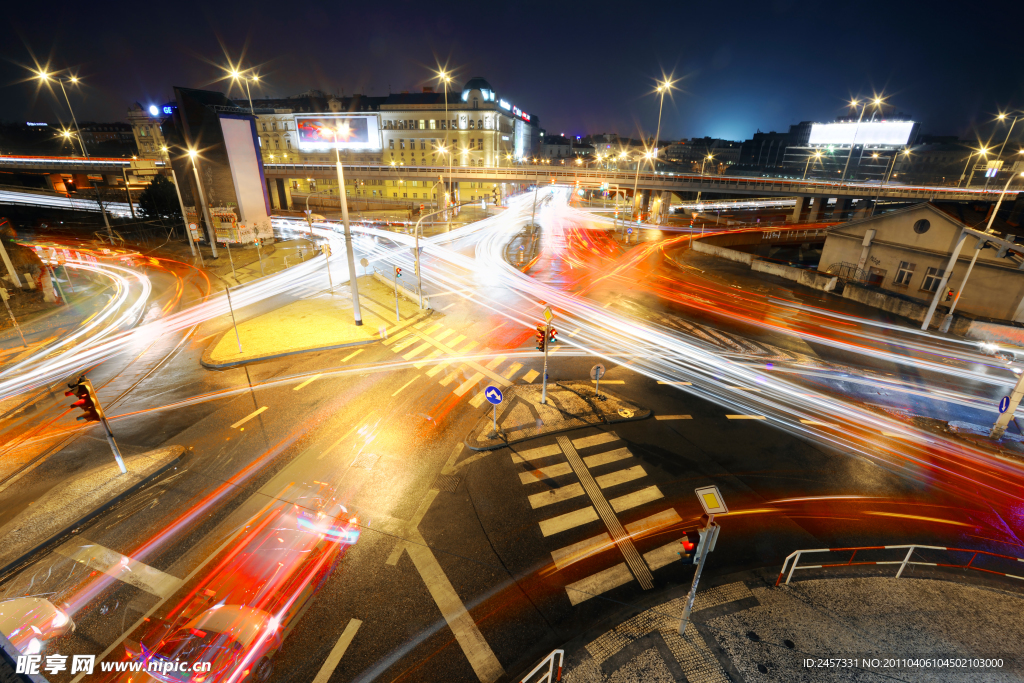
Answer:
[{"left": 335, "top": 139, "right": 363, "bottom": 326}]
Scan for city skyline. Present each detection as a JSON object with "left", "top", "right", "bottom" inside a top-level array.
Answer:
[{"left": 1, "top": 0, "right": 1021, "bottom": 144}]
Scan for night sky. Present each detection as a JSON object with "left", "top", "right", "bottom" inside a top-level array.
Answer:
[{"left": 2, "top": 0, "right": 1021, "bottom": 144}]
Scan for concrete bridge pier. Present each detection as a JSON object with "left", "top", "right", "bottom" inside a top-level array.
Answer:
[
  {"left": 832, "top": 197, "right": 852, "bottom": 220},
  {"left": 789, "top": 196, "right": 807, "bottom": 223},
  {"left": 807, "top": 197, "right": 828, "bottom": 222}
]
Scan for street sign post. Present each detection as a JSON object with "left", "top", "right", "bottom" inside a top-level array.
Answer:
[
  {"left": 484, "top": 385, "right": 503, "bottom": 437},
  {"left": 0, "top": 288, "right": 26, "bottom": 347},
  {"left": 591, "top": 363, "right": 606, "bottom": 399},
  {"left": 541, "top": 307, "right": 554, "bottom": 404},
  {"left": 321, "top": 243, "right": 333, "bottom": 292},
  {"left": 679, "top": 486, "right": 727, "bottom": 635}
]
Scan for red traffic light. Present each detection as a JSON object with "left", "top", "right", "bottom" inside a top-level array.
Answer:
[
  {"left": 65, "top": 377, "right": 105, "bottom": 423},
  {"left": 548, "top": 327, "right": 557, "bottom": 341},
  {"left": 395, "top": 267, "right": 402, "bottom": 277}
]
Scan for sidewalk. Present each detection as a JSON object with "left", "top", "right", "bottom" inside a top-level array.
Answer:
[
  {"left": 465, "top": 383, "right": 650, "bottom": 451},
  {"left": 559, "top": 567, "right": 1024, "bottom": 682},
  {"left": 201, "top": 275, "right": 431, "bottom": 368}
]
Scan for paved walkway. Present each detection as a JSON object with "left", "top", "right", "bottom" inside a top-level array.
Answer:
[
  {"left": 560, "top": 569, "right": 1024, "bottom": 682},
  {"left": 202, "top": 275, "right": 429, "bottom": 367}
]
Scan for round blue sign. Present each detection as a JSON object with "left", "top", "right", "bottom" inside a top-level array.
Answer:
[
  {"left": 627, "top": 228, "right": 633, "bottom": 234},
  {"left": 999, "top": 396, "right": 1011, "bottom": 413},
  {"left": 484, "top": 386, "right": 503, "bottom": 405}
]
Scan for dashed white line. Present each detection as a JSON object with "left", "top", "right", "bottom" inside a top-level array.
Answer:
[{"left": 231, "top": 407, "right": 267, "bottom": 429}]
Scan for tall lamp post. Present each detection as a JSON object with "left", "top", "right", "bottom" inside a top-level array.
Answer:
[
  {"left": 35, "top": 70, "right": 114, "bottom": 240},
  {"left": 992, "top": 112, "right": 1022, "bottom": 183},
  {"left": 187, "top": 149, "right": 219, "bottom": 258},
  {"left": 230, "top": 69, "right": 260, "bottom": 115},
  {"left": 958, "top": 147, "right": 988, "bottom": 188},
  {"left": 839, "top": 96, "right": 883, "bottom": 187},
  {"left": 868, "top": 149, "right": 910, "bottom": 218},
  {"left": 803, "top": 151, "right": 823, "bottom": 179},
  {"left": 630, "top": 151, "right": 654, "bottom": 227},
  {"left": 652, "top": 78, "right": 675, "bottom": 162},
  {"left": 334, "top": 122, "right": 363, "bottom": 326},
  {"left": 437, "top": 70, "right": 454, "bottom": 230}
]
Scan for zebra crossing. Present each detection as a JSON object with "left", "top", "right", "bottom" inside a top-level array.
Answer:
[
  {"left": 513, "top": 431, "right": 687, "bottom": 606},
  {"left": 382, "top": 319, "right": 531, "bottom": 406},
  {"left": 653, "top": 312, "right": 794, "bottom": 361}
]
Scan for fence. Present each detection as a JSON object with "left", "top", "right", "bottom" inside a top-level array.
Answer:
[
  {"left": 520, "top": 649, "right": 563, "bottom": 683},
  {"left": 776, "top": 544, "right": 1024, "bottom": 587}
]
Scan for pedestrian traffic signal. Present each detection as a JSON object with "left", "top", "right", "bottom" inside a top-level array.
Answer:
[
  {"left": 65, "top": 375, "right": 105, "bottom": 423},
  {"left": 548, "top": 327, "right": 558, "bottom": 343},
  {"left": 679, "top": 530, "right": 702, "bottom": 565},
  {"left": 395, "top": 267, "right": 402, "bottom": 278},
  {"left": 535, "top": 325, "right": 546, "bottom": 352},
  {"left": 945, "top": 287, "right": 954, "bottom": 302}
]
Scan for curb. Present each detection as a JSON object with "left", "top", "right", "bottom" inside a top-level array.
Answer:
[
  {"left": 0, "top": 445, "right": 185, "bottom": 583},
  {"left": 200, "top": 335, "right": 380, "bottom": 370}
]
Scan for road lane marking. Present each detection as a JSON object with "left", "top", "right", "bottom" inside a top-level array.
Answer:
[
  {"left": 583, "top": 447, "right": 632, "bottom": 468},
  {"left": 522, "top": 369, "right": 540, "bottom": 383},
  {"left": 293, "top": 374, "right": 322, "bottom": 391},
  {"left": 644, "top": 541, "right": 685, "bottom": 571},
  {"left": 340, "top": 348, "right": 364, "bottom": 362},
  {"left": 55, "top": 539, "right": 181, "bottom": 598},
  {"left": 624, "top": 509, "right": 683, "bottom": 537},
  {"left": 458, "top": 340, "right": 480, "bottom": 354},
  {"left": 539, "top": 506, "right": 599, "bottom": 536},
  {"left": 882, "top": 431, "right": 906, "bottom": 438},
  {"left": 528, "top": 483, "right": 585, "bottom": 509},
  {"left": 414, "top": 320, "right": 430, "bottom": 329},
  {"left": 311, "top": 619, "right": 362, "bottom": 683},
  {"left": 391, "top": 376, "right": 420, "bottom": 397},
  {"left": 434, "top": 329, "right": 455, "bottom": 342},
  {"left": 590, "top": 379, "right": 624, "bottom": 384},
  {"left": 731, "top": 386, "right": 761, "bottom": 392},
  {"left": 609, "top": 486, "right": 664, "bottom": 513},
  {"left": 455, "top": 372, "right": 485, "bottom": 396},
  {"left": 519, "top": 462, "right": 573, "bottom": 484},
  {"left": 726, "top": 415, "right": 766, "bottom": 420},
  {"left": 402, "top": 341, "right": 433, "bottom": 360},
  {"left": 422, "top": 323, "right": 444, "bottom": 335},
  {"left": 392, "top": 336, "right": 419, "bottom": 352},
  {"left": 572, "top": 432, "right": 619, "bottom": 449},
  {"left": 316, "top": 419, "right": 367, "bottom": 461},
  {"left": 469, "top": 390, "right": 488, "bottom": 408},
  {"left": 800, "top": 419, "right": 834, "bottom": 427},
  {"left": 502, "top": 362, "right": 523, "bottom": 379},
  {"left": 415, "top": 348, "right": 444, "bottom": 369},
  {"left": 511, "top": 444, "right": 562, "bottom": 463},
  {"left": 427, "top": 359, "right": 453, "bottom": 377},
  {"left": 655, "top": 415, "right": 692, "bottom": 420},
  {"left": 442, "top": 302, "right": 458, "bottom": 310},
  {"left": 568, "top": 328, "right": 581, "bottom": 337},
  {"left": 382, "top": 329, "right": 411, "bottom": 346},
  {"left": 439, "top": 364, "right": 466, "bottom": 386},
  {"left": 405, "top": 529, "right": 505, "bottom": 682},
  {"left": 565, "top": 562, "right": 633, "bottom": 606},
  {"left": 657, "top": 381, "right": 692, "bottom": 385},
  {"left": 558, "top": 437, "right": 653, "bottom": 589},
  {"left": 594, "top": 465, "right": 646, "bottom": 490},
  {"left": 551, "top": 533, "right": 612, "bottom": 570},
  {"left": 484, "top": 355, "right": 507, "bottom": 370},
  {"left": 231, "top": 407, "right": 267, "bottom": 429},
  {"left": 447, "top": 334, "right": 467, "bottom": 348},
  {"left": 386, "top": 489, "right": 439, "bottom": 566}
]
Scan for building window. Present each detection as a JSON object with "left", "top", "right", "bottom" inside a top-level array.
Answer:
[
  {"left": 469, "top": 139, "right": 475, "bottom": 150},
  {"left": 272, "top": 122, "right": 277, "bottom": 131},
  {"left": 469, "top": 120, "right": 475, "bottom": 130},
  {"left": 913, "top": 219, "right": 931, "bottom": 234},
  {"left": 286, "top": 139, "right": 291, "bottom": 150},
  {"left": 478, "top": 138, "right": 483, "bottom": 148},
  {"left": 893, "top": 261, "right": 915, "bottom": 286},
  {"left": 419, "top": 120, "right": 426, "bottom": 130},
  {"left": 389, "top": 140, "right": 394, "bottom": 149},
  {"left": 921, "top": 267, "right": 944, "bottom": 292},
  {"left": 400, "top": 139, "right": 405, "bottom": 149},
  {"left": 430, "top": 120, "right": 437, "bottom": 130},
  {"left": 275, "top": 139, "right": 280, "bottom": 149},
  {"left": 477, "top": 120, "right": 483, "bottom": 130},
  {"left": 419, "top": 140, "right": 425, "bottom": 150},
  {"left": 473, "top": 98, "right": 479, "bottom": 109}
]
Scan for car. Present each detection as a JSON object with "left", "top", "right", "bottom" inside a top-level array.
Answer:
[
  {"left": 0, "top": 597, "right": 75, "bottom": 655},
  {"left": 118, "top": 485, "right": 358, "bottom": 682}
]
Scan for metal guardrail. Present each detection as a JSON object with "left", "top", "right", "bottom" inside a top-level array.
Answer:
[
  {"left": 776, "top": 544, "right": 1024, "bottom": 586},
  {"left": 521, "top": 649, "right": 563, "bottom": 683}
]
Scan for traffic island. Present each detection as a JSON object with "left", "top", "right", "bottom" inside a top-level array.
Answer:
[
  {"left": 465, "top": 381, "right": 650, "bottom": 451},
  {"left": 201, "top": 275, "right": 430, "bottom": 368},
  {"left": 0, "top": 445, "right": 184, "bottom": 577}
]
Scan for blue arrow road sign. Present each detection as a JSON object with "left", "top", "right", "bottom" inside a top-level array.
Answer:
[
  {"left": 484, "top": 386, "right": 503, "bottom": 405},
  {"left": 999, "top": 396, "right": 1011, "bottom": 413},
  {"left": 627, "top": 228, "right": 633, "bottom": 234}
]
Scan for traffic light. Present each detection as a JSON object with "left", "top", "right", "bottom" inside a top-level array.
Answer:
[
  {"left": 65, "top": 376, "right": 105, "bottom": 423},
  {"left": 535, "top": 325, "right": 546, "bottom": 352},
  {"left": 320, "top": 243, "right": 332, "bottom": 257},
  {"left": 945, "top": 287, "right": 955, "bottom": 302},
  {"left": 548, "top": 327, "right": 558, "bottom": 343},
  {"left": 679, "top": 530, "right": 702, "bottom": 565},
  {"left": 395, "top": 267, "right": 402, "bottom": 278}
]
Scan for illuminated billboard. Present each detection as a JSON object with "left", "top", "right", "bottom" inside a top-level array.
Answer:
[
  {"left": 809, "top": 121, "right": 915, "bottom": 146},
  {"left": 295, "top": 115, "right": 381, "bottom": 151}
]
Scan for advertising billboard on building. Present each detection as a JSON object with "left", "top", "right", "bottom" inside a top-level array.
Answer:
[
  {"left": 809, "top": 121, "right": 915, "bottom": 146},
  {"left": 220, "top": 115, "right": 271, "bottom": 241},
  {"left": 294, "top": 115, "right": 381, "bottom": 151}
]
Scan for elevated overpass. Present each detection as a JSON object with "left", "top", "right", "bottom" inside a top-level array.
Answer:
[{"left": 0, "top": 155, "right": 1015, "bottom": 205}]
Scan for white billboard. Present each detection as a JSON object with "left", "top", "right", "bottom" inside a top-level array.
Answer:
[
  {"left": 809, "top": 121, "right": 915, "bottom": 146},
  {"left": 295, "top": 115, "right": 382, "bottom": 151},
  {"left": 220, "top": 116, "right": 272, "bottom": 241}
]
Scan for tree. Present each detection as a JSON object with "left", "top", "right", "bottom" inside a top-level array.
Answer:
[{"left": 138, "top": 174, "right": 181, "bottom": 220}]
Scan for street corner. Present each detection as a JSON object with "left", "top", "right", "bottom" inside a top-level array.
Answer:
[{"left": 464, "top": 381, "right": 650, "bottom": 451}]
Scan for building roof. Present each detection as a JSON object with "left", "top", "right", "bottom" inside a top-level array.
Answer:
[
  {"left": 382, "top": 92, "right": 448, "bottom": 107},
  {"left": 462, "top": 77, "right": 493, "bottom": 93}
]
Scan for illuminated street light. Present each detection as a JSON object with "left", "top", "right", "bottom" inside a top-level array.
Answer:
[
  {"left": 436, "top": 68, "right": 454, "bottom": 230},
  {"left": 803, "top": 150, "right": 823, "bottom": 179},
  {"left": 839, "top": 95, "right": 885, "bottom": 187},
  {"left": 959, "top": 146, "right": 988, "bottom": 187},
  {"left": 652, "top": 76, "right": 676, "bottom": 161},
  {"left": 186, "top": 148, "right": 219, "bottom": 258},
  {"left": 229, "top": 67, "right": 259, "bottom": 115}
]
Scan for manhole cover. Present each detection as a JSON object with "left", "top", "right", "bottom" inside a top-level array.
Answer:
[{"left": 617, "top": 408, "right": 635, "bottom": 418}]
